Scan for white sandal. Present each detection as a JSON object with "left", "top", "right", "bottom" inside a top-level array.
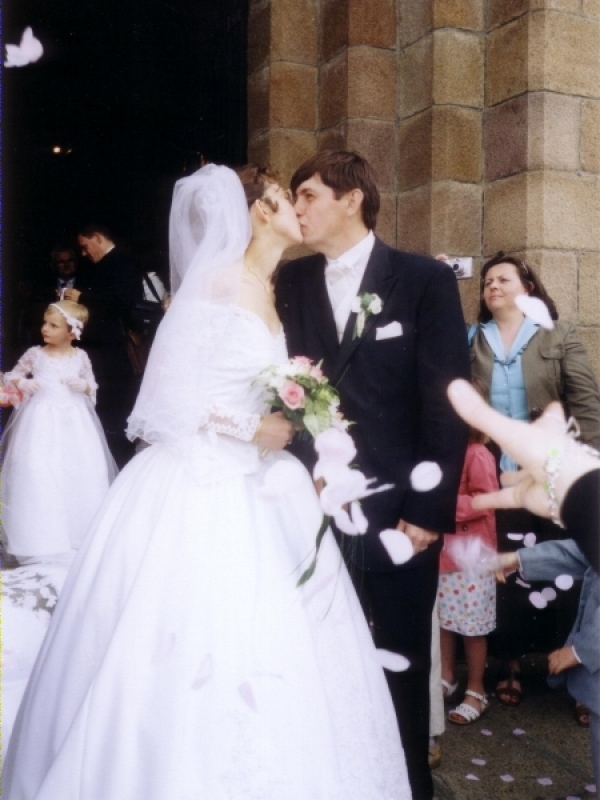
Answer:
[
  {"left": 448, "top": 690, "right": 490, "bottom": 725},
  {"left": 441, "top": 679, "right": 458, "bottom": 700}
]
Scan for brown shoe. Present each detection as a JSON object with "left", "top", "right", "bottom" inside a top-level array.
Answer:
[{"left": 428, "top": 740, "right": 442, "bottom": 770}]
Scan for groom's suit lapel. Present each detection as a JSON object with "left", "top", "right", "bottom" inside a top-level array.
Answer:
[
  {"left": 306, "top": 254, "right": 340, "bottom": 364},
  {"left": 332, "top": 239, "right": 396, "bottom": 383}
]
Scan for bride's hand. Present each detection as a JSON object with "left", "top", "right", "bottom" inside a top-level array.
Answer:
[{"left": 255, "top": 412, "right": 294, "bottom": 451}]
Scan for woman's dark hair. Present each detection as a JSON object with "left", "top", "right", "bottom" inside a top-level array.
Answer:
[
  {"left": 237, "top": 163, "right": 280, "bottom": 210},
  {"left": 478, "top": 252, "right": 559, "bottom": 323},
  {"left": 290, "top": 150, "right": 380, "bottom": 231}
]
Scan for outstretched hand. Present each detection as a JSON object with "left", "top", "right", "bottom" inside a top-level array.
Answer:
[
  {"left": 16, "top": 377, "right": 40, "bottom": 396},
  {"left": 65, "top": 377, "right": 89, "bottom": 394},
  {"left": 447, "top": 379, "right": 599, "bottom": 520}
]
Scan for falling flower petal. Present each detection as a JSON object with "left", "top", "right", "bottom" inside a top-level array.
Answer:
[
  {"left": 333, "top": 507, "right": 360, "bottom": 536},
  {"left": 319, "top": 467, "right": 370, "bottom": 515},
  {"left": 465, "top": 774, "right": 480, "bottom": 781},
  {"left": 446, "top": 535, "right": 498, "bottom": 576},
  {"left": 481, "top": 729, "right": 493, "bottom": 736},
  {"left": 191, "top": 655, "right": 213, "bottom": 690},
  {"left": 516, "top": 294, "right": 554, "bottom": 329},
  {"left": 512, "top": 728, "right": 526, "bottom": 736},
  {"left": 541, "top": 587, "right": 557, "bottom": 602},
  {"left": 472, "top": 758, "right": 486, "bottom": 766},
  {"left": 238, "top": 681, "right": 258, "bottom": 711},
  {"left": 314, "top": 427, "right": 356, "bottom": 465},
  {"left": 507, "top": 532, "right": 524, "bottom": 541},
  {"left": 516, "top": 577, "right": 532, "bottom": 588},
  {"left": 350, "top": 500, "right": 369, "bottom": 534},
  {"left": 379, "top": 529, "right": 414, "bottom": 565},
  {"left": 260, "top": 461, "right": 304, "bottom": 499},
  {"left": 529, "top": 591, "right": 548, "bottom": 609},
  {"left": 556, "top": 574, "right": 574, "bottom": 591},
  {"left": 537, "top": 777, "right": 553, "bottom": 786},
  {"left": 500, "top": 774, "right": 515, "bottom": 782},
  {"left": 523, "top": 532, "right": 537, "bottom": 547},
  {"left": 410, "top": 461, "right": 442, "bottom": 492},
  {"left": 585, "top": 785, "right": 596, "bottom": 793},
  {"left": 4, "top": 27, "right": 43, "bottom": 67},
  {"left": 375, "top": 649, "right": 410, "bottom": 672}
]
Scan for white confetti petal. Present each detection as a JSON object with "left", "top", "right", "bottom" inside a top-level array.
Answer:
[
  {"left": 500, "top": 774, "right": 514, "bottom": 782},
  {"left": 350, "top": 500, "right": 369, "bottom": 534},
  {"left": 515, "top": 294, "right": 554, "bottom": 329},
  {"left": 472, "top": 758, "right": 486, "bottom": 766},
  {"left": 507, "top": 532, "right": 524, "bottom": 541},
  {"left": 556, "top": 574, "right": 574, "bottom": 591},
  {"left": 238, "top": 681, "right": 258, "bottom": 711},
  {"left": 465, "top": 774, "right": 480, "bottom": 781},
  {"left": 529, "top": 591, "right": 548, "bottom": 609},
  {"left": 512, "top": 728, "right": 526, "bottom": 736},
  {"left": 410, "top": 461, "right": 442, "bottom": 492},
  {"left": 375, "top": 648, "right": 410, "bottom": 672},
  {"left": 537, "top": 777, "right": 553, "bottom": 786},
  {"left": 515, "top": 577, "right": 532, "bottom": 588},
  {"left": 481, "top": 728, "right": 493, "bottom": 736},
  {"left": 191, "top": 655, "right": 213, "bottom": 690},
  {"left": 379, "top": 529, "right": 414, "bottom": 565},
  {"left": 541, "top": 587, "right": 557, "bottom": 602},
  {"left": 523, "top": 532, "right": 537, "bottom": 547},
  {"left": 585, "top": 784, "right": 596, "bottom": 793}
]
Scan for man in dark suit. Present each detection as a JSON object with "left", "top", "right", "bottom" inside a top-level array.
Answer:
[
  {"left": 65, "top": 223, "right": 141, "bottom": 466},
  {"left": 276, "top": 151, "right": 470, "bottom": 800}
]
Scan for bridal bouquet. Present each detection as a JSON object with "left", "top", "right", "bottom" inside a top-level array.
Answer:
[
  {"left": 256, "top": 356, "right": 348, "bottom": 439},
  {"left": 0, "top": 376, "right": 23, "bottom": 408}
]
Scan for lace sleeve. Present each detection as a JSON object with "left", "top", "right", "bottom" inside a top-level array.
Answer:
[
  {"left": 204, "top": 404, "right": 261, "bottom": 443},
  {"left": 79, "top": 350, "right": 98, "bottom": 405},
  {"left": 4, "top": 348, "right": 38, "bottom": 383}
]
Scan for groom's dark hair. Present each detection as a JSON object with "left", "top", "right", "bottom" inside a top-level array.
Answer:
[{"left": 290, "top": 150, "right": 380, "bottom": 231}]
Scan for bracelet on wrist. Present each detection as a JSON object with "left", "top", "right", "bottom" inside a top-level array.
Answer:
[{"left": 251, "top": 416, "right": 264, "bottom": 444}]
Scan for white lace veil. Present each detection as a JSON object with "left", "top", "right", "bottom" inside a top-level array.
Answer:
[{"left": 127, "top": 164, "right": 252, "bottom": 444}]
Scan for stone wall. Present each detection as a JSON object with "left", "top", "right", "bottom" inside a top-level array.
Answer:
[{"left": 247, "top": 0, "right": 600, "bottom": 374}]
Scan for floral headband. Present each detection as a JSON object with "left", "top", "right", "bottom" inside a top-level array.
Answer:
[{"left": 49, "top": 303, "right": 84, "bottom": 340}]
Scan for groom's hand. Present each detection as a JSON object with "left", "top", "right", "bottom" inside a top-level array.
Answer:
[
  {"left": 396, "top": 520, "right": 439, "bottom": 554},
  {"left": 255, "top": 411, "right": 294, "bottom": 451}
]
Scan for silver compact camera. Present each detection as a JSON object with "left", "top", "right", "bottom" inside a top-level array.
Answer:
[{"left": 445, "top": 257, "right": 473, "bottom": 279}]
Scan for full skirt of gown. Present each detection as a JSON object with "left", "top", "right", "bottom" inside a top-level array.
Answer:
[{"left": 4, "top": 439, "right": 412, "bottom": 800}]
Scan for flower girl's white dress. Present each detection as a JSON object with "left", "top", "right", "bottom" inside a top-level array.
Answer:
[
  {"left": 1, "top": 346, "right": 117, "bottom": 560},
  {"left": 5, "top": 309, "right": 411, "bottom": 799}
]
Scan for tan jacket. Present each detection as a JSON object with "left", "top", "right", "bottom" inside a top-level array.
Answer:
[{"left": 470, "top": 321, "right": 600, "bottom": 449}]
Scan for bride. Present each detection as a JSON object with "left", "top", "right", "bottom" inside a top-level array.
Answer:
[{"left": 4, "top": 164, "right": 412, "bottom": 800}]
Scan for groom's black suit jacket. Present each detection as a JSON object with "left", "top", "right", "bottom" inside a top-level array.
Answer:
[{"left": 276, "top": 238, "right": 470, "bottom": 572}]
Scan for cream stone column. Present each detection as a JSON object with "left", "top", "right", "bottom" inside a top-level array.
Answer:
[
  {"left": 484, "top": 1, "right": 600, "bottom": 373},
  {"left": 247, "top": 0, "right": 318, "bottom": 185},
  {"left": 396, "top": 0, "right": 485, "bottom": 316},
  {"left": 318, "top": 0, "right": 398, "bottom": 243}
]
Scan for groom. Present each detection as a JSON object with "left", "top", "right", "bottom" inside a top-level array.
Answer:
[{"left": 276, "top": 151, "right": 470, "bottom": 799}]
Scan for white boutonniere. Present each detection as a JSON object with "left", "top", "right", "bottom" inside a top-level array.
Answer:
[{"left": 351, "top": 292, "right": 383, "bottom": 339}]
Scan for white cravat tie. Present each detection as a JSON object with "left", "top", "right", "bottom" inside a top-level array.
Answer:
[{"left": 325, "top": 261, "right": 359, "bottom": 341}]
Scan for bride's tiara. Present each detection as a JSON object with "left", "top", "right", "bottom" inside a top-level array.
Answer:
[{"left": 49, "top": 303, "right": 84, "bottom": 340}]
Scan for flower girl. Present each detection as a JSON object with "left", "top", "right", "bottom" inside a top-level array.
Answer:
[{"left": 1, "top": 300, "right": 117, "bottom": 563}]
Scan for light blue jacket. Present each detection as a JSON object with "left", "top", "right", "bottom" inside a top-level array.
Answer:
[{"left": 519, "top": 539, "right": 600, "bottom": 715}]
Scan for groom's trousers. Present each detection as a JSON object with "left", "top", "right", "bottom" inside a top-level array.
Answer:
[{"left": 349, "top": 551, "right": 440, "bottom": 800}]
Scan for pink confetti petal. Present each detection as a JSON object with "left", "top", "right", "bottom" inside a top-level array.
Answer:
[
  {"left": 238, "top": 681, "right": 258, "bottom": 711},
  {"left": 556, "top": 574, "right": 574, "bottom": 591},
  {"left": 515, "top": 294, "right": 554, "bottom": 329},
  {"left": 523, "top": 532, "right": 537, "bottom": 547},
  {"left": 481, "top": 728, "right": 493, "bottom": 736},
  {"left": 537, "top": 777, "right": 553, "bottom": 786},
  {"left": 379, "top": 529, "right": 414, "bottom": 565},
  {"left": 465, "top": 774, "right": 480, "bottom": 781},
  {"left": 500, "top": 774, "right": 514, "bottom": 782},
  {"left": 541, "top": 587, "right": 557, "bottom": 602},
  {"left": 585, "top": 785, "right": 596, "bottom": 793},
  {"left": 410, "top": 461, "right": 442, "bottom": 492},
  {"left": 375, "top": 648, "right": 410, "bottom": 672},
  {"left": 507, "top": 532, "right": 524, "bottom": 541},
  {"left": 512, "top": 728, "right": 526, "bottom": 736},
  {"left": 529, "top": 591, "right": 548, "bottom": 609},
  {"left": 191, "top": 655, "right": 213, "bottom": 690},
  {"left": 472, "top": 758, "right": 486, "bottom": 766}
]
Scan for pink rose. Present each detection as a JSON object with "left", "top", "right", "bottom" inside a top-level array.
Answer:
[
  {"left": 291, "top": 356, "right": 312, "bottom": 367},
  {"left": 309, "top": 364, "right": 324, "bottom": 380},
  {"left": 279, "top": 380, "right": 305, "bottom": 410}
]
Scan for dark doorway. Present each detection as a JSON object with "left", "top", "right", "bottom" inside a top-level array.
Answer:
[{"left": 2, "top": 0, "right": 249, "bottom": 362}]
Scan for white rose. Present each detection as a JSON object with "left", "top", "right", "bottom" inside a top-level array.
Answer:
[{"left": 369, "top": 296, "right": 382, "bottom": 314}]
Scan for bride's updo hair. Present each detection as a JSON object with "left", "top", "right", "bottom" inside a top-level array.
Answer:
[{"left": 237, "top": 163, "right": 280, "bottom": 211}]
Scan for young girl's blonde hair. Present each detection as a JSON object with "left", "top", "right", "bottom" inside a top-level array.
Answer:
[{"left": 47, "top": 299, "right": 89, "bottom": 325}]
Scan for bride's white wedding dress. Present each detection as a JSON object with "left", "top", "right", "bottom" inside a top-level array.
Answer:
[{"left": 4, "top": 307, "right": 411, "bottom": 800}]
